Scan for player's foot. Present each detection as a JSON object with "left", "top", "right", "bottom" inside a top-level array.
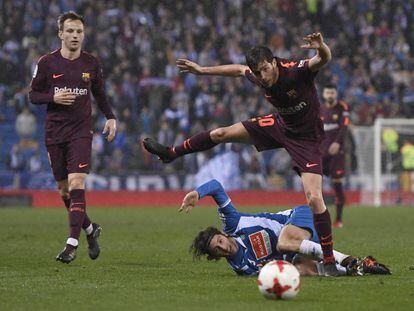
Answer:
[
  {"left": 142, "top": 138, "right": 176, "bottom": 163},
  {"left": 333, "top": 220, "right": 343, "bottom": 228},
  {"left": 361, "top": 256, "right": 391, "bottom": 275},
  {"left": 346, "top": 256, "right": 391, "bottom": 276},
  {"left": 87, "top": 223, "right": 102, "bottom": 260},
  {"left": 56, "top": 247, "right": 77, "bottom": 264}
]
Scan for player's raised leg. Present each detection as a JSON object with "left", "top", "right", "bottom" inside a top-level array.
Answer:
[
  {"left": 143, "top": 122, "right": 252, "bottom": 162},
  {"left": 301, "top": 173, "right": 338, "bottom": 275}
]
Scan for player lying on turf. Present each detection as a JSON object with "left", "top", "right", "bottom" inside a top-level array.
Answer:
[{"left": 181, "top": 179, "right": 390, "bottom": 277}]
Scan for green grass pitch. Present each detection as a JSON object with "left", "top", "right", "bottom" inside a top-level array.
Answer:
[{"left": 0, "top": 206, "right": 413, "bottom": 310}]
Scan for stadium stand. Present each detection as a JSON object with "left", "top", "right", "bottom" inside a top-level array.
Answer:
[{"left": 0, "top": 0, "right": 413, "bottom": 190}]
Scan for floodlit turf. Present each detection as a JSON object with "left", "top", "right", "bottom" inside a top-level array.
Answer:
[{"left": 0, "top": 205, "right": 413, "bottom": 311}]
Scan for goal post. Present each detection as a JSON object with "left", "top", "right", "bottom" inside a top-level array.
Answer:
[{"left": 355, "top": 118, "right": 414, "bottom": 206}]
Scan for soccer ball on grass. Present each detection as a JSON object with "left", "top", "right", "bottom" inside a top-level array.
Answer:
[{"left": 257, "top": 260, "right": 300, "bottom": 300}]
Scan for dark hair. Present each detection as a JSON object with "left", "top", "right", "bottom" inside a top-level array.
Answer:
[
  {"left": 191, "top": 227, "right": 223, "bottom": 261},
  {"left": 324, "top": 83, "right": 337, "bottom": 90},
  {"left": 57, "top": 11, "right": 84, "bottom": 31},
  {"left": 245, "top": 46, "right": 274, "bottom": 70}
]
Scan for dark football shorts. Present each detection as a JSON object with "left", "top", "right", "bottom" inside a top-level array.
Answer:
[
  {"left": 322, "top": 152, "right": 345, "bottom": 179},
  {"left": 242, "top": 114, "right": 323, "bottom": 176},
  {"left": 46, "top": 137, "right": 92, "bottom": 181}
]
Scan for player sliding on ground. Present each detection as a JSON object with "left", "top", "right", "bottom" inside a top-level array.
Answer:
[
  {"left": 29, "top": 11, "right": 117, "bottom": 263},
  {"left": 180, "top": 179, "right": 390, "bottom": 277},
  {"left": 144, "top": 33, "right": 340, "bottom": 275}
]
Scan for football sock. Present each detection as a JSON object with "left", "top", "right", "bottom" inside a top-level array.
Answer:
[
  {"left": 173, "top": 130, "right": 217, "bottom": 158},
  {"left": 333, "top": 182, "right": 345, "bottom": 221},
  {"left": 82, "top": 215, "right": 92, "bottom": 231},
  {"left": 299, "top": 240, "right": 348, "bottom": 264},
  {"left": 85, "top": 223, "right": 93, "bottom": 235},
  {"left": 313, "top": 209, "right": 335, "bottom": 264},
  {"left": 66, "top": 238, "right": 78, "bottom": 251},
  {"left": 68, "top": 189, "right": 86, "bottom": 246},
  {"left": 61, "top": 196, "right": 92, "bottom": 231}
]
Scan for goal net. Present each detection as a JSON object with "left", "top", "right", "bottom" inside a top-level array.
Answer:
[{"left": 353, "top": 118, "right": 414, "bottom": 206}]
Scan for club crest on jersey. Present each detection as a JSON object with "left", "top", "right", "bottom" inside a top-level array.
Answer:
[
  {"left": 287, "top": 89, "right": 297, "bottom": 98},
  {"left": 248, "top": 230, "right": 272, "bottom": 260},
  {"left": 332, "top": 114, "right": 338, "bottom": 121},
  {"left": 82, "top": 72, "right": 91, "bottom": 82}
]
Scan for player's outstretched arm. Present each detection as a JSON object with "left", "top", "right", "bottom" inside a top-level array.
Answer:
[
  {"left": 179, "top": 179, "right": 236, "bottom": 215},
  {"left": 301, "top": 32, "right": 332, "bottom": 72},
  {"left": 176, "top": 59, "right": 248, "bottom": 77}
]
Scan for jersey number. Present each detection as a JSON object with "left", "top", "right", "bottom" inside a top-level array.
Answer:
[{"left": 258, "top": 115, "right": 275, "bottom": 127}]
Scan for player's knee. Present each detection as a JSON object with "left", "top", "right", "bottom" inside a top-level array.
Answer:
[
  {"left": 210, "top": 128, "right": 228, "bottom": 143},
  {"left": 306, "top": 191, "right": 324, "bottom": 208},
  {"left": 277, "top": 240, "right": 296, "bottom": 253},
  {"left": 68, "top": 177, "right": 85, "bottom": 191},
  {"left": 57, "top": 183, "right": 69, "bottom": 198}
]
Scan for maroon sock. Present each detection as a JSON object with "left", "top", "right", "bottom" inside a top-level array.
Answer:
[
  {"left": 62, "top": 196, "right": 91, "bottom": 229},
  {"left": 82, "top": 214, "right": 92, "bottom": 230},
  {"left": 68, "top": 189, "right": 86, "bottom": 242},
  {"left": 173, "top": 130, "right": 217, "bottom": 158},
  {"left": 333, "top": 182, "right": 345, "bottom": 221},
  {"left": 313, "top": 209, "right": 335, "bottom": 264}
]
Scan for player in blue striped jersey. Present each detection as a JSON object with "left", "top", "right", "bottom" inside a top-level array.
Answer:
[{"left": 181, "top": 179, "right": 390, "bottom": 277}]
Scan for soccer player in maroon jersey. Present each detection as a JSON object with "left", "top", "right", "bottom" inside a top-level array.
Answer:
[
  {"left": 29, "top": 11, "right": 117, "bottom": 263},
  {"left": 320, "top": 84, "right": 350, "bottom": 228},
  {"left": 144, "top": 33, "right": 341, "bottom": 275}
]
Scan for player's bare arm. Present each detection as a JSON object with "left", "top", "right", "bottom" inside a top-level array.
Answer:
[
  {"left": 179, "top": 190, "right": 199, "bottom": 213},
  {"left": 102, "top": 119, "right": 117, "bottom": 142},
  {"left": 53, "top": 90, "right": 76, "bottom": 105},
  {"left": 301, "top": 32, "right": 331, "bottom": 72},
  {"left": 176, "top": 59, "right": 248, "bottom": 77}
]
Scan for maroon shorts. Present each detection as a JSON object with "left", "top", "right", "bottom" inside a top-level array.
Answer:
[
  {"left": 322, "top": 152, "right": 345, "bottom": 179},
  {"left": 242, "top": 114, "right": 322, "bottom": 176},
  {"left": 46, "top": 137, "right": 92, "bottom": 181}
]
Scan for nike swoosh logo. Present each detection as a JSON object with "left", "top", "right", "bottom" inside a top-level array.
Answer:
[
  {"left": 78, "top": 163, "right": 88, "bottom": 168},
  {"left": 53, "top": 74, "right": 64, "bottom": 79},
  {"left": 306, "top": 163, "right": 318, "bottom": 168}
]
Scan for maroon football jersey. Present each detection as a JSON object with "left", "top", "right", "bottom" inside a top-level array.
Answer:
[
  {"left": 320, "top": 100, "right": 350, "bottom": 153},
  {"left": 245, "top": 57, "right": 323, "bottom": 140},
  {"left": 29, "top": 49, "right": 115, "bottom": 145}
]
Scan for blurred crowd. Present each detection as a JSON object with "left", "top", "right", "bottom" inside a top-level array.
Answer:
[{"left": 1, "top": 0, "right": 414, "bottom": 189}]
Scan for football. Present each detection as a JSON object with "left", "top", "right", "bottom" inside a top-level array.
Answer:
[{"left": 257, "top": 260, "right": 300, "bottom": 300}]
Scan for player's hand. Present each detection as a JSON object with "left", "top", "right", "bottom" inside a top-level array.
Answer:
[
  {"left": 103, "top": 119, "right": 117, "bottom": 142},
  {"left": 53, "top": 90, "right": 76, "bottom": 105},
  {"left": 176, "top": 59, "right": 203, "bottom": 75},
  {"left": 328, "top": 142, "right": 340, "bottom": 155},
  {"left": 301, "top": 32, "right": 324, "bottom": 50},
  {"left": 179, "top": 190, "right": 199, "bottom": 213}
]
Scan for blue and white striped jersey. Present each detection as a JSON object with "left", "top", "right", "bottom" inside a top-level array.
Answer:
[{"left": 196, "top": 179, "right": 295, "bottom": 276}]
